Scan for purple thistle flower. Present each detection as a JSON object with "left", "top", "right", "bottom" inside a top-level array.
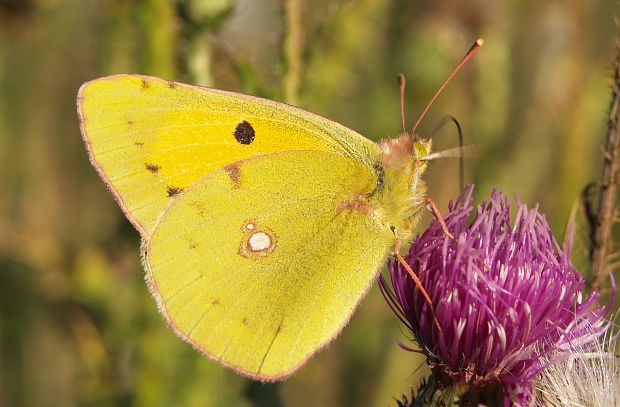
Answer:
[{"left": 379, "top": 186, "right": 607, "bottom": 406}]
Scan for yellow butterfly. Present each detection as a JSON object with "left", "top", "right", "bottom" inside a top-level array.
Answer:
[{"left": 77, "top": 40, "right": 482, "bottom": 381}]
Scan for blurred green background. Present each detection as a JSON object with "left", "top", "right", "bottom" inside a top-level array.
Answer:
[{"left": 0, "top": 0, "right": 618, "bottom": 406}]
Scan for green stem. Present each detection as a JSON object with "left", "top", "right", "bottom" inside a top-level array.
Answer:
[
  {"left": 282, "top": 0, "right": 304, "bottom": 104},
  {"left": 187, "top": 31, "right": 214, "bottom": 86}
]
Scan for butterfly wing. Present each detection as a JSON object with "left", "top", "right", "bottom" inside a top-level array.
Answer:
[
  {"left": 144, "top": 150, "right": 395, "bottom": 380},
  {"left": 77, "top": 75, "right": 378, "bottom": 235}
]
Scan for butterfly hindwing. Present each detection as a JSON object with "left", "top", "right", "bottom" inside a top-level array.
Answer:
[{"left": 144, "top": 150, "right": 395, "bottom": 380}]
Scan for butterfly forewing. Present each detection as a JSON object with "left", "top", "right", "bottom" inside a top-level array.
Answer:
[{"left": 78, "top": 75, "right": 378, "bottom": 235}]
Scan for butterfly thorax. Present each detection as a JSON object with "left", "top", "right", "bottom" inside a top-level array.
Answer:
[{"left": 371, "top": 135, "right": 432, "bottom": 242}]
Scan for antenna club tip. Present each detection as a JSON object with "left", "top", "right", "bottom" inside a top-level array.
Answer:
[{"left": 476, "top": 38, "right": 485, "bottom": 46}]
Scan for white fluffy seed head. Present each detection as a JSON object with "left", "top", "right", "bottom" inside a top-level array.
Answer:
[{"left": 534, "top": 322, "right": 620, "bottom": 407}]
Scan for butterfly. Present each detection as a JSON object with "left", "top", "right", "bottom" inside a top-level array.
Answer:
[{"left": 77, "top": 39, "right": 482, "bottom": 381}]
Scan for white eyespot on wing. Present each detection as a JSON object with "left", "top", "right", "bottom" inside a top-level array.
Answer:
[
  {"left": 248, "top": 232, "right": 271, "bottom": 251},
  {"left": 239, "top": 220, "right": 276, "bottom": 260}
]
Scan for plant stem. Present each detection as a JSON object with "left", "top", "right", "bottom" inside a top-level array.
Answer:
[
  {"left": 589, "top": 44, "right": 620, "bottom": 291},
  {"left": 283, "top": 0, "right": 304, "bottom": 105},
  {"left": 187, "top": 31, "right": 214, "bottom": 87}
]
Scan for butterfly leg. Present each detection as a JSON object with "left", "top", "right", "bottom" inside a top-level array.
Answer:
[
  {"left": 394, "top": 239, "right": 444, "bottom": 335},
  {"left": 425, "top": 198, "right": 456, "bottom": 241}
]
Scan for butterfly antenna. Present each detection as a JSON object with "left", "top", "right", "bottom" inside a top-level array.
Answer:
[
  {"left": 430, "top": 116, "right": 465, "bottom": 192},
  {"left": 398, "top": 74, "right": 407, "bottom": 134},
  {"left": 411, "top": 38, "right": 484, "bottom": 136}
]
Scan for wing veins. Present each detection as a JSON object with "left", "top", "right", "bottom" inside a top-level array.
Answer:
[
  {"left": 248, "top": 208, "right": 349, "bottom": 372},
  {"left": 176, "top": 204, "right": 347, "bottom": 374}
]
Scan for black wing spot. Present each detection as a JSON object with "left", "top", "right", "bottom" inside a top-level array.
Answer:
[
  {"left": 212, "top": 299, "right": 220, "bottom": 305},
  {"left": 145, "top": 163, "right": 160, "bottom": 173},
  {"left": 135, "top": 141, "right": 144, "bottom": 148},
  {"left": 167, "top": 81, "right": 177, "bottom": 89},
  {"left": 141, "top": 78, "right": 150, "bottom": 89},
  {"left": 166, "top": 186, "right": 184, "bottom": 197},
  {"left": 234, "top": 120, "right": 255, "bottom": 145}
]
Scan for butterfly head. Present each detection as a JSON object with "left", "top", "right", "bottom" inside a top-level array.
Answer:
[
  {"left": 373, "top": 38, "right": 484, "bottom": 242},
  {"left": 373, "top": 135, "right": 432, "bottom": 242}
]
